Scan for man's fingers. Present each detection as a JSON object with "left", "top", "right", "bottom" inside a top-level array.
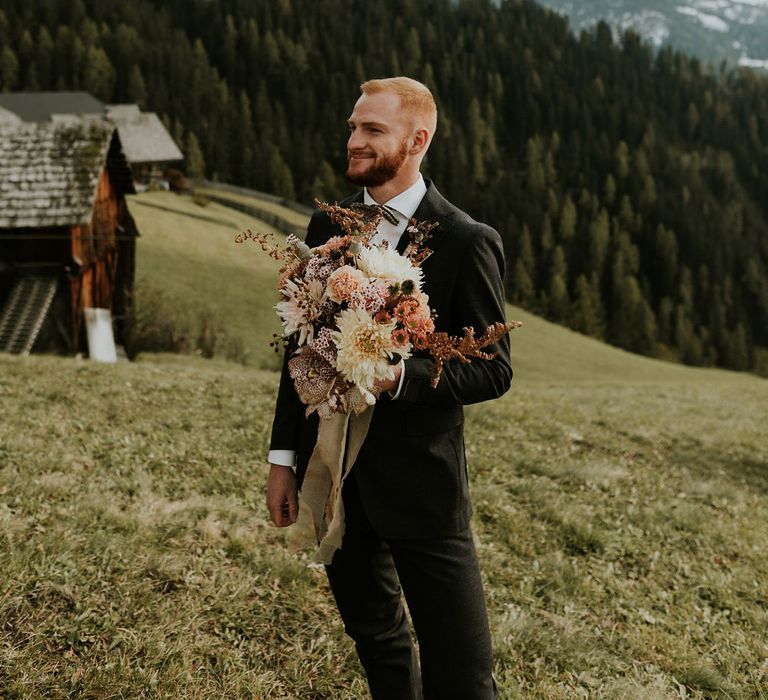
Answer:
[
  {"left": 266, "top": 464, "right": 297, "bottom": 527},
  {"left": 267, "top": 495, "right": 288, "bottom": 527},
  {"left": 267, "top": 499, "right": 281, "bottom": 526},
  {"left": 268, "top": 494, "right": 298, "bottom": 527},
  {"left": 287, "top": 490, "right": 299, "bottom": 523}
]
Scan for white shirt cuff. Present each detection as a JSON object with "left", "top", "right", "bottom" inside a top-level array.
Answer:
[
  {"left": 268, "top": 449, "right": 296, "bottom": 468},
  {"left": 389, "top": 359, "right": 406, "bottom": 400}
]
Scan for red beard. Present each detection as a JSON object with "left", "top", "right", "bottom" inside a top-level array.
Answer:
[{"left": 346, "top": 138, "right": 409, "bottom": 187}]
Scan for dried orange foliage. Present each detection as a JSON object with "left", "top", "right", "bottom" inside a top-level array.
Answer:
[
  {"left": 427, "top": 320, "right": 522, "bottom": 388},
  {"left": 235, "top": 229, "right": 285, "bottom": 259},
  {"left": 316, "top": 200, "right": 378, "bottom": 240}
]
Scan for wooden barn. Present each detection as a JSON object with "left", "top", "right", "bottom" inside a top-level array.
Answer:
[
  {"left": 0, "top": 92, "right": 183, "bottom": 187},
  {"left": 0, "top": 119, "right": 137, "bottom": 355}
]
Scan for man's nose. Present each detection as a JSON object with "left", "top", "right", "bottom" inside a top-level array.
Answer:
[{"left": 347, "top": 128, "right": 363, "bottom": 151}]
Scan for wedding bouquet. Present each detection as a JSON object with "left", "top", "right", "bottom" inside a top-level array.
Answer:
[
  {"left": 239, "top": 201, "right": 519, "bottom": 561},
  {"left": 238, "top": 201, "right": 517, "bottom": 418}
]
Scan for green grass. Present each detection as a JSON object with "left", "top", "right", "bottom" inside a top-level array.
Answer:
[
  {"left": 1, "top": 189, "right": 767, "bottom": 698},
  {"left": 126, "top": 191, "right": 290, "bottom": 369}
]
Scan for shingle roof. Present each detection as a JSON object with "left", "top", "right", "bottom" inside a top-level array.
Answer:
[
  {"left": 0, "top": 92, "right": 104, "bottom": 122},
  {"left": 0, "top": 93, "right": 183, "bottom": 166},
  {"left": 0, "top": 120, "right": 134, "bottom": 229},
  {"left": 105, "top": 105, "right": 183, "bottom": 164}
]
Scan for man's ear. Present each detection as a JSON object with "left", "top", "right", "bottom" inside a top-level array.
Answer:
[{"left": 409, "top": 127, "right": 430, "bottom": 155}]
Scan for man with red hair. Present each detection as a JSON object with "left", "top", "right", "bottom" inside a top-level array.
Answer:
[{"left": 267, "top": 77, "right": 511, "bottom": 699}]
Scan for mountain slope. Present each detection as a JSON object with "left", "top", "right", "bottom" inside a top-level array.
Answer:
[{"left": 535, "top": 0, "right": 768, "bottom": 68}]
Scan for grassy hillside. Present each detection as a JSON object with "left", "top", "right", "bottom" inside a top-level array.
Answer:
[
  {"left": 126, "top": 191, "right": 308, "bottom": 369},
  {"left": 0, "top": 191, "right": 766, "bottom": 698},
  {"left": 127, "top": 189, "right": 749, "bottom": 385},
  {"left": 193, "top": 187, "right": 312, "bottom": 231}
]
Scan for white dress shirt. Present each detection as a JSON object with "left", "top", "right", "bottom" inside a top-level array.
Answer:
[
  {"left": 364, "top": 174, "right": 428, "bottom": 249},
  {"left": 269, "top": 175, "right": 428, "bottom": 468}
]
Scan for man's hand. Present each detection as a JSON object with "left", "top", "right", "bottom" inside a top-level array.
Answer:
[
  {"left": 374, "top": 362, "right": 402, "bottom": 394},
  {"left": 266, "top": 464, "right": 298, "bottom": 527}
]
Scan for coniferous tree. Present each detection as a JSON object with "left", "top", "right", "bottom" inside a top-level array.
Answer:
[
  {"left": 82, "top": 45, "right": 115, "bottom": 99},
  {"left": 36, "top": 26, "right": 54, "bottom": 88},
  {"left": 269, "top": 147, "right": 296, "bottom": 201},
  {"left": 589, "top": 209, "right": 610, "bottom": 280},
  {"left": 571, "top": 274, "right": 604, "bottom": 338},
  {"left": 127, "top": 64, "right": 146, "bottom": 106},
  {"left": 185, "top": 131, "right": 205, "bottom": 179},
  {"left": 547, "top": 246, "right": 569, "bottom": 322},
  {"left": 558, "top": 193, "right": 577, "bottom": 241},
  {"left": 0, "top": 46, "right": 19, "bottom": 89}
]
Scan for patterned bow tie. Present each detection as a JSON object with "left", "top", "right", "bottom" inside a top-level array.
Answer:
[{"left": 350, "top": 203, "right": 401, "bottom": 226}]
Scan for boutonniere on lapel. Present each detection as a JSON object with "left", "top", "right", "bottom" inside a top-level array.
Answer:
[
  {"left": 237, "top": 201, "right": 519, "bottom": 415},
  {"left": 402, "top": 218, "right": 438, "bottom": 265}
]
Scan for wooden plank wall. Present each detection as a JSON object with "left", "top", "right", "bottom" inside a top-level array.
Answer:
[{"left": 68, "top": 167, "right": 122, "bottom": 350}]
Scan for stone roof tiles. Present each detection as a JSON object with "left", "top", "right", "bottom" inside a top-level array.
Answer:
[
  {"left": 0, "top": 93, "right": 183, "bottom": 166},
  {"left": 105, "top": 105, "right": 183, "bottom": 164},
  {"left": 0, "top": 120, "right": 125, "bottom": 228}
]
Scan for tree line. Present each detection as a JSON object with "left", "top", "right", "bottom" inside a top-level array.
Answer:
[{"left": 1, "top": 0, "right": 767, "bottom": 373}]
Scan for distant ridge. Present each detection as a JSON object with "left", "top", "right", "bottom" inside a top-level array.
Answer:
[{"left": 534, "top": 0, "right": 768, "bottom": 69}]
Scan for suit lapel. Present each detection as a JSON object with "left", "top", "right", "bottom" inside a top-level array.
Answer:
[
  {"left": 412, "top": 179, "right": 455, "bottom": 222},
  {"left": 398, "top": 179, "right": 455, "bottom": 254}
]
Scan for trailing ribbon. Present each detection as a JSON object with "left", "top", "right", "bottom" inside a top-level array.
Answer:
[{"left": 289, "top": 403, "right": 374, "bottom": 564}]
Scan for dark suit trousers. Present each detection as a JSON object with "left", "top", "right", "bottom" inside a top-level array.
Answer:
[{"left": 325, "top": 472, "right": 498, "bottom": 700}]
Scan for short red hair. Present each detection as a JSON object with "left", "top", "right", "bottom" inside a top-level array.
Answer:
[{"left": 360, "top": 77, "right": 437, "bottom": 143}]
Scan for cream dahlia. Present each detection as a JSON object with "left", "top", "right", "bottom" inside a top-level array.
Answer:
[
  {"left": 356, "top": 246, "right": 423, "bottom": 290},
  {"left": 332, "top": 307, "right": 408, "bottom": 389}
]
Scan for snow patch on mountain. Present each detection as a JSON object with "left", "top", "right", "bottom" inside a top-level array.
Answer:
[
  {"left": 676, "top": 6, "right": 730, "bottom": 32},
  {"left": 739, "top": 56, "right": 768, "bottom": 67},
  {"left": 534, "top": 0, "right": 768, "bottom": 69},
  {"left": 616, "top": 10, "right": 670, "bottom": 45}
]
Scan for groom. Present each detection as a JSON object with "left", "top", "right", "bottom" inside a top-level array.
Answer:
[{"left": 266, "top": 77, "right": 511, "bottom": 699}]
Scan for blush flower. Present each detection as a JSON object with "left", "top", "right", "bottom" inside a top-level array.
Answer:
[
  {"left": 395, "top": 298, "right": 420, "bottom": 323},
  {"left": 411, "top": 291, "right": 432, "bottom": 322},
  {"left": 412, "top": 332, "right": 429, "bottom": 350},
  {"left": 391, "top": 327, "right": 410, "bottom": 348},
  {"left": 327, "top": 265, "right": 366, "bottom": 303},
  {"left": 399, "top": 292, "right": 435, "bottom": 334}
]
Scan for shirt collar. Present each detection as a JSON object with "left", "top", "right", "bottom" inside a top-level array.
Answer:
[{"left": 363, "top": 174, "right": 427, "bottom": 221}]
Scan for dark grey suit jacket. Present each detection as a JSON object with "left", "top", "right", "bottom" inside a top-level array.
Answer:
[{"left": 269, "top": 180, "right": 512, "bottom": 538}]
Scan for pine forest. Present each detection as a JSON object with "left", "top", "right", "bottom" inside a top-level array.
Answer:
[{"left": 1, "top": 0, "right": 767, "bottom": 374}]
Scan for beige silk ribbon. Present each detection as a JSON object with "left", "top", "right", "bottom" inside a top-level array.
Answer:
[{"left": 289, "top": 405, "right": 374, "bottom": 564}]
